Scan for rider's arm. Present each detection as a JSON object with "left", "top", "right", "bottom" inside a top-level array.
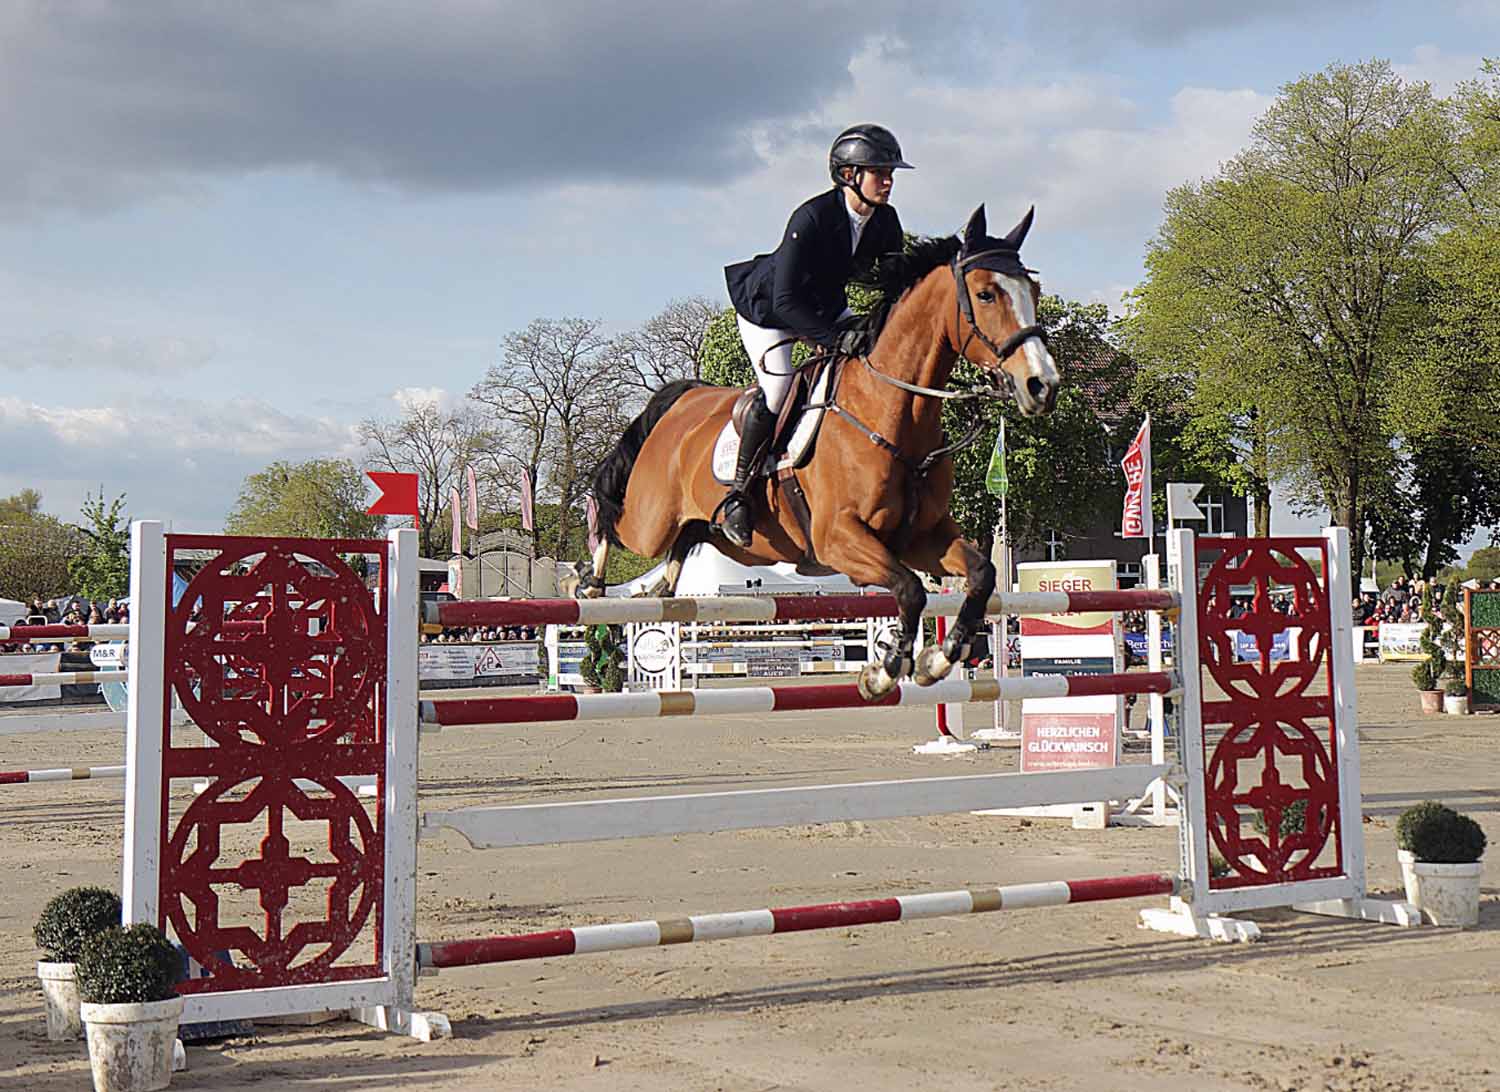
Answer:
[{"left": 771, "top": 205, "right": 839, "bottom": 349}]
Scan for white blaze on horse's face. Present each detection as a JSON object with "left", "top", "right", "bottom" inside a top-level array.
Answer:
[{"left": 992, "top": 272, "right": 1060, "bottom": 416}]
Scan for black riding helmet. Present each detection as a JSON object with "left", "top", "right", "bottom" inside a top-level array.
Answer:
[{"left": 828, "top": 124, "right": 914, "bottom": 189}]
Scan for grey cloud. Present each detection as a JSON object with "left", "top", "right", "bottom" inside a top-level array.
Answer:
[
  {"left": 1015, "top": 0, "right": 1369, "bottom": 47},
  {"left": 0, "top": 0, "right": 961, "bottom": 213},
  {"left": 0, "top": 332, "right": 216, "bottom": 375}
]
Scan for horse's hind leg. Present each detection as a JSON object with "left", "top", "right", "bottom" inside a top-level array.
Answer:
[
  {"left": 579, "top": 537, "right": 615, "bottom": 597},
  {"left": 641, "top": 521, "right": 710, "bottom": 598},
  {"left": 904, "top": 518, "right": 996, "bottom": 685}
]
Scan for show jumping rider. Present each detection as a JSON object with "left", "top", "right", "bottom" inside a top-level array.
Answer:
[{"left": 719, "top": 123, "right": 912, "bottom": 548}]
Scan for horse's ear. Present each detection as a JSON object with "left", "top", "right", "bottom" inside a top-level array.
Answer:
[
  {"left": 1002, "top": 206, "right": 1035, "bottom": 250},
  {"left": 962, "top": 205, "right": 987, "bottom": 250}
]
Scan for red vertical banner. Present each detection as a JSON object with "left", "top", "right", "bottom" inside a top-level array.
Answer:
[
  {"left": 464, "top": 465, "right": 479, "bottom": 530},
  {"left": 1120, "top": 416, "right": 1152, "bottom": 539},
  {"left": 450, "top": 488, "right": 462, "bottom": 557},
  {"left": 584, "top": 495, "right": 600, "bottom": 553},
  {"left": 519, "top": 467, "right": 535, "bottom": 533}
]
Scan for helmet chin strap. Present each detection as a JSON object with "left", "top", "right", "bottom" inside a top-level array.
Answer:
[{"left": 837, "top": 167, "right": 877, "bottom": 214}]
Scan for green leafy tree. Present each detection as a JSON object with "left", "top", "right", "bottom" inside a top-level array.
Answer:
[
  {"left": 226, "top": 459, "right": 384, "bottom": 539},
  {"left": 1123, "top": 61, "right": 1471, "bottom": 573},
  {"left": 1468, "top": 545, "right": 1500, "bottom": 584},
  {"left": 0, "top": 492, "right": 83, "bottom": 601},
  {"left": 66, "top": 492, "right": 131, "bottom": 601},
  {"left": 945, "top": 296, "right": 1128, "bottom": 549}
]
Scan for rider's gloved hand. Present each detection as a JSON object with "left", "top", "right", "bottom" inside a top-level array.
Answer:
[{"left": 831, "top": 315, "right": 866, "bottom": 359}]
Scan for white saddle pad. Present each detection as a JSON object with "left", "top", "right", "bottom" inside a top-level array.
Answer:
[{"left": 711, "top": 366, "right": 833, "bottom": 484}]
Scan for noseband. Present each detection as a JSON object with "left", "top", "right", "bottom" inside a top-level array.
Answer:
[{"left": 951, "top": 249, "right": 1048, "bottom": 368}]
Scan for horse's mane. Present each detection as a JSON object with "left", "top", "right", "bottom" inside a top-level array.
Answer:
[{"left": 848, "top": 234, "right": 962, "bottom": 355}]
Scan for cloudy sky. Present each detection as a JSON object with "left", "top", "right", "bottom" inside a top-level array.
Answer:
[{"left": 0, "top": 1, "right": 1492, "bottom": 537}]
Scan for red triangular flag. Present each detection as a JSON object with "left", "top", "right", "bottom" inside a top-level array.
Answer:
[{"left": 367, "top": 471, "right": 421, "bottom": 527}]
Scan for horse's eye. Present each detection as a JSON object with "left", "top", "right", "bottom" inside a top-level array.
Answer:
[{"left": 976, "top": 290, "right": 995, "bottom": 303}]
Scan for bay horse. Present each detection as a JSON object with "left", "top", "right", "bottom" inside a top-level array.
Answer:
[{"left": 583, "top": 205, "right": 1060, "bottom": 700}]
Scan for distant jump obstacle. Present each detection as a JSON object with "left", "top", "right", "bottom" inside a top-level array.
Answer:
[{"left": 115, "top": 522, "right": 1418, "bottom": 1042}]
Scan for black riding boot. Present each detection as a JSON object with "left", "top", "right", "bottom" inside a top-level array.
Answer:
[{"left": 722, "top": 392, "right": 777, "bottom": 548}]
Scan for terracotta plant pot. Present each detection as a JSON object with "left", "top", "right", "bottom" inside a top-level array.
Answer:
[{"left": 1418, "top": 689, "right": 1443, "bottom": 715}]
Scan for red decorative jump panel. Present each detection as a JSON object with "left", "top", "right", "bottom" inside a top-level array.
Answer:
[
  {"left": 157, "top": 535, "right": 389, "bottom": 995},
  {"left": 1194, "top": 537, "right": 1344, "bottom": 890}
]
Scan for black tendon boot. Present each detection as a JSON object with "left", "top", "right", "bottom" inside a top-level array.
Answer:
[{"left": 721, "top": 393, "right": 777, "bottom": 547}]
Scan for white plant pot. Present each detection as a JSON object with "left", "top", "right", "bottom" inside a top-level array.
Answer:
[
  {"left": 1397, "top": 848, "right": 1419, "bottom": 905},
  {"left": 80, "top": 995, "right": 184, "bottom": 1092},
  {"left": 37, "top": 960, "right": 82, "bottom": 1040},
  {"left": 1397, "top": 853, "right": 1483, "bottom": 927},
  {"left": 1443, "top": 693, "right": 1469, "bottom": 715}
]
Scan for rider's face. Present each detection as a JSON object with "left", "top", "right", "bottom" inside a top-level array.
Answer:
[
  {"left": 857, "top": 167, "right": 894, "bottom": 205},
  {"left": 843, "top": 166, "right": 894, "bottom": 207}
]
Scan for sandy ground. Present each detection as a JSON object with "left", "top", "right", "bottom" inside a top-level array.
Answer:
[{"left": 3, "top": 662, "right": 1498, "bottom": 1091}]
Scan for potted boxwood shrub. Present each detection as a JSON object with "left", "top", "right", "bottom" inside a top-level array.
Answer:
[
  {"left": 1412, "top": 587, "right": 1445, "bottom": 715},
  {"left": 578, "top": 623, "right": 625, "bottom": 693},
  {"left": 1411, "top": 661, "right": 1443, "bottom": 715},
  {"left": 1443, "top": 674, "right": 1470, "bottom": 716},
  {"left": 33, "top": 885, "right": 122, "bottom": 1041},
  {"left": 1396, "top": 800, "right": 1487, "bottom": 926},
  {"left": 76, "top": 924, "right": 185, "bottom": 1092}
]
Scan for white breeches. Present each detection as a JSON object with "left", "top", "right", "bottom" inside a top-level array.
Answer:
[
  {"left": 736, "top": 315, "right": 798, "bottom": 412},
  {"left": 736, "top": 308, "right": 854, "bottom": 413}
]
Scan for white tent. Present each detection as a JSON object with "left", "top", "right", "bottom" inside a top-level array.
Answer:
[{"left": 611, "top": 542, "right": 863, "bottom": 597}]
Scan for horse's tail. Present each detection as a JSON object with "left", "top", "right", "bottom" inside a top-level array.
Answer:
[{"left": 592, "top": 378, "right": 706, "bottom": 546}]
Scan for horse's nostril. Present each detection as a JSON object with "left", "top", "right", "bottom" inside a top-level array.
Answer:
[{"left": 1026, "top": 377, "right": 1047, "bottom": 400}]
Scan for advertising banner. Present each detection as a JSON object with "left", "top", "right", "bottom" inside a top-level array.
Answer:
[
  {"left": 1016, "top": 560, "right": 1119, "bottom": 773},
  {"left": 0, "top": 652, "right": 63, "bottom": 702}
]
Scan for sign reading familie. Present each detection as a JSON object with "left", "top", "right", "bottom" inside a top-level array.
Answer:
[{"left": 1017, "top": 559, "right": 1121, "bottom": 774}]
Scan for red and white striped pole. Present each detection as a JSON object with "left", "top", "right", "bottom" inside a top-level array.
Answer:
[
  {"left": 0, "top": 624, "right": 129, "bottom": 642},
  {"left": 419, "top": 672, "right": 1177, "bottom": 728},
  {"left": 0, "top": 670, "right": 128, "bottom": 687},
  {"left": 0, "top": 765, "right": 125, "bottom": 786},
  {"left": 419, "top": 873, "right": 1178, "bottom": 968}
]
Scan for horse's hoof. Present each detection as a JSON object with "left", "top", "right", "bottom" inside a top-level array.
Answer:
[
  {"left": 858, "top": 663, "right": 897, "bottom": 702},
  {"left": 913, "top": 646, "right": 953, "bottom": 686},
  {"left": 558, "top": 572, "right": 581, "bottom": 598}
]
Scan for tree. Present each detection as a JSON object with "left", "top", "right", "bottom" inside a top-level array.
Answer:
[
  {"left": 945, "top": 296, "right": 1129, "bottom": 550},
  {"left": 1467, "top": 545, "right": 1500, "bottom": 585},
  {"left": 606, "top": 297, "right": 718, "bottom": 397},
  {"left": 360, "top": 398, "right": 491, "bottom": 559},
  {"left": 66, "top": 492, "right": 131, "bottom": 601},
  {"left": 0, "top": 493, "right": 83, "bottom": 602},
  {"left": 1124, "top": 61, "right": 1471, "bottom": 573},
  {"left": 0, "top": 489, "right": 44, "bottom": 524},
  {"left": 470, "top": 318, "right": 629, "bottom": 561},
  {"left": 225, "top": 459, "right": 384, "bottom": 540}
]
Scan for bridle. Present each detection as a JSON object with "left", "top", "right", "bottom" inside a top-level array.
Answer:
[{"left": 950, "top": 247, "right": 1048, "bottom": 367}]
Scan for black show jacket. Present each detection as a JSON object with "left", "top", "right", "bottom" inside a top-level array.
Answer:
[{"left": 725, "top": 188, "right": 903, "bottom": 349}]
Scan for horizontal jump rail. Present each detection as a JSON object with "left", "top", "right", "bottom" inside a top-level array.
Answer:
[
  {"left": 426, "top": 588, "right": 1179, "bottom": 629},
  {"left": 419, "top": 671, "right": 1176, "bottom": 727},
  {"left": 418, "top": 872, "right": 1179, "bottom": 968},
  {"left": 421, "top": 763, "right": 1171, "bottom": 848},
  {"left": 0, "top": 764, "right": 125, "bottom": 785},
  {"left": 0, "top": 670, "right": 127, "bottom": 687},
  {"left": 0, "top": 624, "right": 129, "bottom": 642}
]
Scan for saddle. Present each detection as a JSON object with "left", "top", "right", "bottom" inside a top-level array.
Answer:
[
  {"left": 710, "top": 355, "right": 842, "bottom": 575},
  {"left": 710, "top": 354, "right": 840, "bottom": 485}
]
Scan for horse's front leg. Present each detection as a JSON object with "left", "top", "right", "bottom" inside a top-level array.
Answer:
[
  {"left": 818, "top": 515, "right": 926, "bottom": 701},
  {"left": 904, "top": 517, "right": 996, "bottom": 686}
]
